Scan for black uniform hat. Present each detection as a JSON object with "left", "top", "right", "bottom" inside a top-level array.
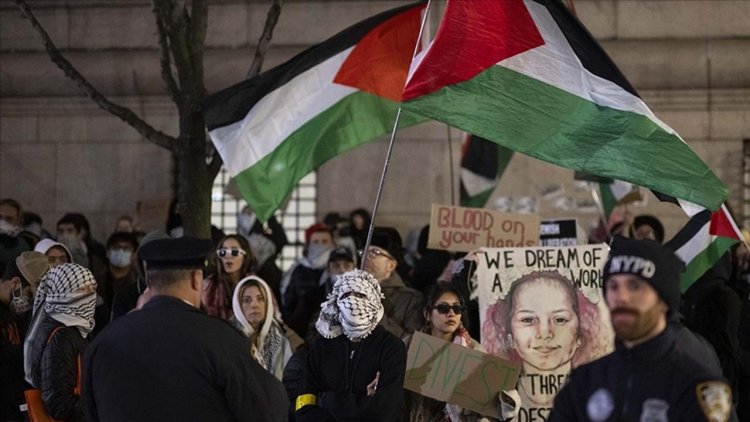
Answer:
[
  {"left": 138, "top": 237, "right": 213, "bottom": 270},
  {"left": 603, "top": 236, "right": 685, "bottom": 313}
]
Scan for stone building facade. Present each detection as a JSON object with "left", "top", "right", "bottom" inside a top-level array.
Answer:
[{"left": 1, "top": 0, "right": 748, "bottom": 241}]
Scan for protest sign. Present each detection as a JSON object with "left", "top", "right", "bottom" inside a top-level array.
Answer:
[
  {"left": 427, "top": 204, "right": 540, "bottom": 253},
  {"left": 404, "top": 331, "right": 521, "bottom": 418},
  {"left": 476, "top": 244, "right": 614, "bottom": 420},
  {"left": 539, "top": 219, "right": 578, "bottom": 247}
]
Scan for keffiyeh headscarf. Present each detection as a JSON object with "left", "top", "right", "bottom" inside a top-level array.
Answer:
[
  {"left": 316, "top": 269, "right": 384, "bottom": 341},
  {"left": 231, "top": 275, "right": 291, "bottom": 380},
  {"left": 24, "top": 263, "right": 97, "bottom": 384}
]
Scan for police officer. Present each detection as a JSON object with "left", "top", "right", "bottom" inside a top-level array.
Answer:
[
  {"left": 82, "top": 237, "right": 288, "bottom": 422},
  {"left": 550, "top": 236, "right": 732, "bottom": 422}
]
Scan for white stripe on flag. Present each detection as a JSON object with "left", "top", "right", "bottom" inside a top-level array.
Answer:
[
  {"left": 674, "top": 221, "right": 711, "bottom": 264},
  {"left": 496, "top": 1, "right": 674, "bottom": 136},
  {"left": 209, "top": 48, "right": 357, "bottom": 176}
]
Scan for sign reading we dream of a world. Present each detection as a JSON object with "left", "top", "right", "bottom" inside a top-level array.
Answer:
[{"left": 427, "top": 204, "right": 541, "bottom": 253}]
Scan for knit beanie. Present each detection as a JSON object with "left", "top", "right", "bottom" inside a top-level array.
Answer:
[
  {"left": 602, "top": 236, "right": 684, "bottom": 314},
  {"left": 16, "top": 251, "right": 50, "bottom": 287},
  {"left": 370, "top": 227, "right": 404, "bottom": 263}
]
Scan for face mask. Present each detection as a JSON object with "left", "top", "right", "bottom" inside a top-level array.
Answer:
[
  {"left": 10, "top": 287, "right": 31, "bottom": 314},
  {"left": 0, "top": 220, "right": 20, "bottom": 237},
  {"left": 306, "top": 244, "right": 333, "bottom": 269},
  {"left": 58, "top": 233, "right": 82, "bottom": 251},
  {"left": 238, "top": 213, "right": 256, "bottom": 234},
  {"left": 169, "top": 227, "right": 184, "bottom": 238},
  {"left": 109, "top": 249, "right": 132, "bottom": 268},
  {"left": 338, "top": 295, "right": 379, "bottom": 341}
]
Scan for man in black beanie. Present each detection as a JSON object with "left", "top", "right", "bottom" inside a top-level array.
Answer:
[
  {"left": 550, "top": 236, "right": 731, "bottom": 422},
  {"left": 361, "top": 227, "right": 423, "bottom": 339}
]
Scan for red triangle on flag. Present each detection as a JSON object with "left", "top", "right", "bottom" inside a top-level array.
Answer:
[
  {"left": 402, "top": 0, "right": 544, "bottom": 101},
  {"left": 333, "top": 5, "right": 424, "bottom": 103},
  {"left": 709, "top": 207, "right": 741, "bottom": 240}
]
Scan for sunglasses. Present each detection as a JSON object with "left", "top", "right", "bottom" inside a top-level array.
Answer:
[
  {"left": 357, "top": 247, "right": 395, "bottom": 261},
  {"left": 216, "top": 248, "right": 247, "bottom": 258},
  {"left": 433, "top": 303, "right": 465, "bottom": 315}
]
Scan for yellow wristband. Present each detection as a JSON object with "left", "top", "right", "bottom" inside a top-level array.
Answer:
[{"left": 295, "top": 394, "right": 317, "bottom": 411}]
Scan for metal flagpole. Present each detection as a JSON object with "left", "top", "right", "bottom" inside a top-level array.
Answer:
[{"left": 360, "top": 0, "right": 433, "bottom": 270}]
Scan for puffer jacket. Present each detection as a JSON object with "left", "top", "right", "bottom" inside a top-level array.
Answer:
[{"left": 27, "top": 316, "right": 88, "bottom": 422}]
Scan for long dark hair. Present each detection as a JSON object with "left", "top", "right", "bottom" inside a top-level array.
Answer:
[{"left": 423, "top": 282, "right": 469, "bottom": 331}]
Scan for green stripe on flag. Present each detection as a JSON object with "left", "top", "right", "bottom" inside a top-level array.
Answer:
[
  {"left": 233, "top": 91, "right": 426, "bottom": 221},
  {"left": 599, "top": 184, "right": 617, "bottom": 218},
  {"left": 680, "top": 236, "right": 738, "bottom": 292},
  {"left": 403, "top": 65, "right": 728, "bottom": 210}
]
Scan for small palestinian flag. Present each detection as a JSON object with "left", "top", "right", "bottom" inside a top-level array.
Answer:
[
  {"left": 459, "top": 134, "right": 514, "bottom": 208},
  {"left": 665, "top": 205, "right": 743, "bottom": 292},
  {"left": 401, "top": 0, "right": 727, "bottom": 212},
  {"left": 204, "top": 2, "right": 427, "bottom": 222}
]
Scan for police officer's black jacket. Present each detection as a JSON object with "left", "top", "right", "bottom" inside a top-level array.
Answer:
[{"left": 549, "top": 325, "right": 730, "bottom": 421}]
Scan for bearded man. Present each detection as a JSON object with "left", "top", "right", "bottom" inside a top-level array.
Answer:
[{"left": 550, "top": 236, "right": 732, "bottom": 422}]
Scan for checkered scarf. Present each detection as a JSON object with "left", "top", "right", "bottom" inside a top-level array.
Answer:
[
  {"left": 316, "top": 269, "right": 384, "bottom": 341},
  {"left": 32, "top": 263, "right": 97, "bottom": 337},
  {"left": 24, "top": 263, "right": 97, "bottom": 385}
]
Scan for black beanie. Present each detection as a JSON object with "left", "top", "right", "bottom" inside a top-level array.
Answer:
[
  {"left": 370, "top": 227, "right": 403, "bottom": 263},
  {"left": 602, "top": 236, "right": 685, "bottom": 314}
]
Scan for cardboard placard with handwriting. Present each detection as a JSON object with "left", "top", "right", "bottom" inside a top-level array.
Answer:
[
  {"left": 428, "top": 204, "right": 540, "bottom": 252},
  {"left": 404, "top": 331, "right": 521, "bottom": 418}
]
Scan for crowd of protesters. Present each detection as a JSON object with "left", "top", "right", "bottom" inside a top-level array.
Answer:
[{"left": 1, "top": 196, "right": 749, "bottom": 421}]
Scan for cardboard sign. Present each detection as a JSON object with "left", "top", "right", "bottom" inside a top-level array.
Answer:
[
  {"left": 404, "top": 331, "right": 521, "bottom": 418},
  {"left": 427, "top": 204, "right": 540, "bottom": 253},
  {"left": 475, "top": 244, "right": 614, "bottom": 419},
  {"left": 539, "top": 219, "right": 578, "bottom": 247}
]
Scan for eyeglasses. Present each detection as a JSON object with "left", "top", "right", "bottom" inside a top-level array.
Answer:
[
  {"left": 216, "top": 248, "right": 247, "bottom": 258},
  {"left": 357, "top": 247, "right": 395, "bottom": 261},
  {"left": 433, "top": 303, "right": 465, "bottom": 315}
]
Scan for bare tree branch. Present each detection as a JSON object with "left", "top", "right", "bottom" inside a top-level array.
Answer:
[
  {"left": 153, "top": 3, "right": 182, "bottom": 105},
  {"left": 15, "top": 0, "right": 177, "bottom": 151},
  {"left": 247, "top": 0, "right": 284, "bottom": 78}
]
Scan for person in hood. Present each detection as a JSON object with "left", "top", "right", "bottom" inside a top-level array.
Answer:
[
  {"left": 295, "top": 269, "right": 406, "bottom": 422},
  {"left": 35, "top": 238, "right": 74, "bottom": 268},
  {"left": 232, "top": 275, "right": 296, "bottom": 381},
  {"left": 280, "top": 223, "right": 335, "bottom": 338}
]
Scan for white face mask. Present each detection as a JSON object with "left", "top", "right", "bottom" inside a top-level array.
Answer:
[
  {"left": 169, "top": 227, "right": 184, "bottom": 238},
  {"left": 10, "top": 287, "right": 31, "bottom": 314},
  {"left": 306, "top": 244, "right": 333, "bottom": 269},
  {"left": 109, "top": 249, "right": 133, "bottom": 268},
  {"left": 0, "top": 219, "right": 20, "bottom": 237}
]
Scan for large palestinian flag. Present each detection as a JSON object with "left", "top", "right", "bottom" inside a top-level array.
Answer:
[
  {"left": 204, "top": 2, "right": 427, "bottom": 222},
  {"left": 401, "top": 0, "right": 727, "bottom": 211}
]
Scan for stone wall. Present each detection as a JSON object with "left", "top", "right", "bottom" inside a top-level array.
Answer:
[{"left": 1, "top": 0, "right": 748, "bottom": 240}]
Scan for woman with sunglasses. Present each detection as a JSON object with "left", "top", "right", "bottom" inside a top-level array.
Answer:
[
  {"left": 404, "top": 283, "right": 486, "bottom": 421},
  {"left": 202, "top": 235, "right": 256, "bottom": 320}
]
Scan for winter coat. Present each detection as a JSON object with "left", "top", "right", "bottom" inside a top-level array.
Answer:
[{"left": 379, "top": 272, "right": 424, "bottom": 339}]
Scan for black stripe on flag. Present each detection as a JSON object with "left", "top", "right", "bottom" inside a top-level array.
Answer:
[
  {"left": 664, "top": 209, "right": 711, "bottom": 252},
  {"left": 202, "top": 1, "right": 426, "bottom": 131},
  {"left": 461, "top": 135, "right": 499, "bottom": 180},
  {"left": 533, "top": 0, "right": 638, "bottom": 98}
]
